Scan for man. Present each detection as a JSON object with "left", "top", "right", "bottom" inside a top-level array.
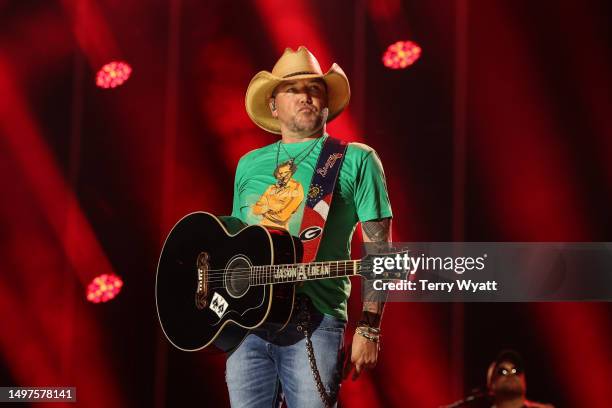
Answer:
[
  {"left": 226, "top": 46, "right": 393, "bottom": 407},
  {"left": 443, "top": 350, "right": 554, "bottom": 408},
  {"left": 485, "top": 350, "right": 554, "bottom": 408}
]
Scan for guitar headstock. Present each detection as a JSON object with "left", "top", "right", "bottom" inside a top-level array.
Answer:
[{"left": 358, "top": 250, "right": 411, "bottom": 280}]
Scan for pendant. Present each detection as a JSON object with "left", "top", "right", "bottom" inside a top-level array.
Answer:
[{"left": 274, "top": 159, "right": 295, "bottom": 187}]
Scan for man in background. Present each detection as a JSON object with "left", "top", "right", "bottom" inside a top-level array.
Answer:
[{"left": 443, "top": 350, "right": 554, "bottom": 408}]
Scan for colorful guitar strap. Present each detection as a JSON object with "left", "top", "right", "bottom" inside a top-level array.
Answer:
[{"left": 298, "top": 136, "right": 348, "bottom": 263}]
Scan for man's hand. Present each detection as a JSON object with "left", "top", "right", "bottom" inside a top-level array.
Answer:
[{"left": 343, "top": 330, "right": 379, "bottom": 380}]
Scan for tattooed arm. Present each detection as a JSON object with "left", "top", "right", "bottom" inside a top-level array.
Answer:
[
  {"left": 361, "top": 218, "right": 392, "bottom": 326},
  {"left": 344, "top": 217, "right": 392, "bottom": 380}
]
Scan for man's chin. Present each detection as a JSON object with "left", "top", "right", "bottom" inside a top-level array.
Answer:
[
  {"left": 293, "top": 119, "right": 323, "bottom": 134},
  {"left": 494, "top": 384, "right": 524, "bottom": 398}
]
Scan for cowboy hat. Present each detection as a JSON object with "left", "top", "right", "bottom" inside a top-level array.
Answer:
[{"left": 245, "top": 46, "right": 350, "bottom": 134}]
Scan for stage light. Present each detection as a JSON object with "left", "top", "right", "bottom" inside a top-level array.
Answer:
[
  {"left": 95, "top": 61, "right": 132, "bottom": 89},
  {"left": 86, "top": 273, "right": 123, "bottom": 303},
  {"left": 382, "top": 40, "right": 421, "bottom": 69}
]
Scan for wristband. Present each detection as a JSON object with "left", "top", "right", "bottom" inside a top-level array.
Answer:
[
  {"left": 357, "top": 321, "right": 381, "bottom": 334},
  {"left": 356, "top": 327, "right": 381, "bottom": 343}
]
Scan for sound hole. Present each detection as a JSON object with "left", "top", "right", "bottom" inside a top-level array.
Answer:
[{"left": 225, "top": 256, "right": 251, "bottom": 298}]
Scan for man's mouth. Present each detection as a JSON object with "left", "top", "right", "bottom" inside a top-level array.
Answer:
[{"left": 298, "top": 107, "right": 316, "bottom": 114}]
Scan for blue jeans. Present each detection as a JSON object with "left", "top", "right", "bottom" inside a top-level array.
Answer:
[{"left": 225, "top": 303, "right": 346, "bottom": 408}]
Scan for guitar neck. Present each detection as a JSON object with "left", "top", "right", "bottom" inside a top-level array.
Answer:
[{"left": 250, "top": 260, "right": 361, "bottom": 286}]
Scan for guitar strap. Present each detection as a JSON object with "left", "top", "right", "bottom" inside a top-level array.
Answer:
[
  {"left": 298, "top": 136, "right": 348, "bottom": 263},
  {"left": 293, "top": 136, "right": 348, "bottom": 407}
]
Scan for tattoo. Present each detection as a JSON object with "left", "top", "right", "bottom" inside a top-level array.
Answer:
[
  {"left": 362, "top": 218, "right": 391, "bottom": 242},
  {"left": 361, "top": 218, "right": 392, "bottom": 328},
  {"left": 361, "top": 310, "right": 382, "bottom": 327}
]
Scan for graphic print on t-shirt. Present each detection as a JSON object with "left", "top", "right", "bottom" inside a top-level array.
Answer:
[{"left": 251, "top": 161, "right": 304, "bottom": 230}]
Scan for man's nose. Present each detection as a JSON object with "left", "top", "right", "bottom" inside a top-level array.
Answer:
[{"left": 298, "top": 90, "right": 313, "bottom": 103}]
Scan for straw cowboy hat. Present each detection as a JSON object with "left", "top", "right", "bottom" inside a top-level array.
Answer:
[{"left": 245, "top": 46, "right": 351, "bottom": 134}]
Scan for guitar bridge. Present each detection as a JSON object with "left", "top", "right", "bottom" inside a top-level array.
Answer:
[{"left": 195, "top": 252, "right": 210, "bottom": 310}]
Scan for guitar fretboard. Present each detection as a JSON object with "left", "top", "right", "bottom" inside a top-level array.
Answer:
[{"left": 249, "top": 260, "right": 361, "bottom": 285}]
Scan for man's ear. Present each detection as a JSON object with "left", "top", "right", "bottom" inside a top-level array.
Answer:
[{"left": 269, "top": 98, "right": 277, "bottom": 117}]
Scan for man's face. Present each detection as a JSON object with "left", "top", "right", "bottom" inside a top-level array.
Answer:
[
  {"left": 270, "top": 78, "right": 328, "bottom": 136},
  {"left": 490, "top": 361, "right": 526, "bottom": 397},
  {"left": 276, "top": 164, "right": 293, "bottom": 185}
]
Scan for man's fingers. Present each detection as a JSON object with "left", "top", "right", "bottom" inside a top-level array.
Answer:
[
  {"left": 365, "top": 361, "right": 376, "bottom": 370},
  {"left": 352, "top": 363, "right": 362, "bottom": 380}
]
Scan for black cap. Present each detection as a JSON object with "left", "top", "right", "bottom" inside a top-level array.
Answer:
[{"left": 494, "top": 349, "right": 525, "bottom": 372}]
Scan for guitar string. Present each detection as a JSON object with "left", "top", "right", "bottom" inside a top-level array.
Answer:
[
  {"left": 197, "top": 264, "right": 385, "bottom": 286},
  {"left": 204, "top": 269, "right": 391, "bottom": 289},
  {"left": 204, "top": 272, "right": 361, "bottom": 284},
  {"left": 201, "top": 264, "right": 365, "bottom": 281},
  {"left": 203, "top": 269, "right": 394, "bottom": 289},
  {"left": 199, "top": 263, "right": 369, "bottom": 280},
  {"left": 192, "top": 261, "right": 369, "bottom": 277},
  {"left": 205, "top": 270, "right": 360, "bottom": 287},
  {"left": 203, "top": 272, "right": 356, "bottom": 282},
  {"left": 199, "top": 265, "right": 367, "bottom": 276},
  {"left": 196, "top": 264, "right": 375, "bottom": 282}
]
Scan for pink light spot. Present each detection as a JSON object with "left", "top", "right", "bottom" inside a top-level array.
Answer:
[
  {"left": 382, "top": 41, "right": 422, "bottom": 69},
  {"left": 86, "top": 273, "right": 123, "bottom": 303},
  {"left": 95, "top": 61, "right": 132, "bottom": 89}
]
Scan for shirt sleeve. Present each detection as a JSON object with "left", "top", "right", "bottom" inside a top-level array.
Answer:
[{"left": 354, "top": 149, "right": 393, "bottom": 222}]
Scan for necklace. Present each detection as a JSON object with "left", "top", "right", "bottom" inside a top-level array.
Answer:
[{"left": 274, "top": 137, "right": 321, "bottom": 187}]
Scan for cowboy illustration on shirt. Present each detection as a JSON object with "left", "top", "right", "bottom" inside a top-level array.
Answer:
[{"left": 252, "top": 161, "right": 304, "bottom": 229}]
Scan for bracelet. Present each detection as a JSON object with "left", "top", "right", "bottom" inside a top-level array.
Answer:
[
  {"left": 357, "top": 321, "right": 381, "bottom": 334},
  {"left": 356, "top": 330, "right": 380, "bottom": 343},
  {"left": 356, "top": 327, "right": 381, "bottom": 343}
]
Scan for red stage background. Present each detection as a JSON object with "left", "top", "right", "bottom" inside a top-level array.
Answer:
[{"left": 1, "top": 0, "right": 611, "bottom": 406}]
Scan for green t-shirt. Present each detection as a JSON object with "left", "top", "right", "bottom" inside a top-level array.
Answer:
[{"left": 231, "top": 134, "right": 392, "bottom": 321}]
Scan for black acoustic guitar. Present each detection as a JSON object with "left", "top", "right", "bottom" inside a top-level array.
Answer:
[{"left": 156, "top": 212, "right": 403, "bottom": 352}]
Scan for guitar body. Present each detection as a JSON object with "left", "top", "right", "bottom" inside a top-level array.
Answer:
[{"left": 156, "top": 212, "right": 301, "bottom": 352}]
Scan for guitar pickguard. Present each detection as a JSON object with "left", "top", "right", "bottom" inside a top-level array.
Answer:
[{"left": 209, "top": 292, "right": 229, "bottom": 318}]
